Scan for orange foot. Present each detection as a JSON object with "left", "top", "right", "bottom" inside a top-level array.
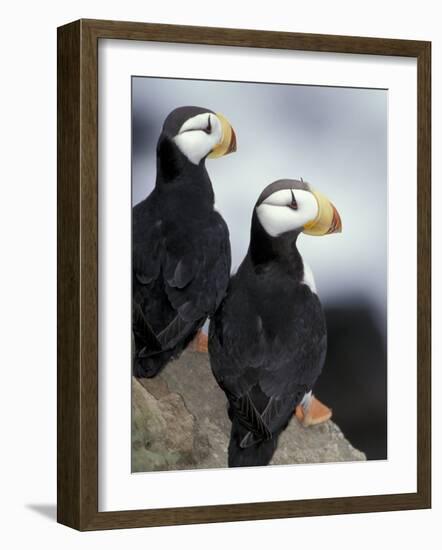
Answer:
[
  {"left": 295, "top": 395, "right": 332, "bottom": 427},
  {"left": 187, "top": 330, "right": 208, "bottom": 353}
]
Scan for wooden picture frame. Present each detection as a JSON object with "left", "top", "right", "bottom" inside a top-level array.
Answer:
[{"left": 57, "top": 18, "right": 431, "bottom": 531}]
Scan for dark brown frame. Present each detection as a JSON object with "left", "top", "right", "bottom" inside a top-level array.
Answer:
[{"left": 57, "top": 18, "right": 431, "bottom": 531}]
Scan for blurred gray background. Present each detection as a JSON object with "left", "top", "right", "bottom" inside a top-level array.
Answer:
[{"left": 132, "top": 77, "right": 388, "bottom": 460}]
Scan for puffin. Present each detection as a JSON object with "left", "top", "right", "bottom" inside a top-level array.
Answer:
[
  {"left": 133, "top": 106, "right": 236, "bottom": 378},
  {"left": 208, "top": 179, "right": 342, "bottom": 467}
]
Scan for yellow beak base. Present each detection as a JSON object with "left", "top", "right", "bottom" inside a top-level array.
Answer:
[
  {"left": 303, "top": 190, "right": 342, "bottom": 236},
  {"left": 207, "top": 113, "right": 237, "bottom": 159}
]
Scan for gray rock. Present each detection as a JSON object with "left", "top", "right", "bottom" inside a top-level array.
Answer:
[{"left": 132, "top": 350, "right": 365, "bottom": 472}]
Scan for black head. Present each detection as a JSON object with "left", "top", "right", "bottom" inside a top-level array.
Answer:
[
  {"left": 256, "top": 178, "right": 311, "bottom": 207},
  {"left": 254, "top": 178, "right": 342, "bottom": 238},
  {"left": 157, "top": 106, "right": 236, "bottom": 169},
  {"left": 155, "top": 107, "right": 237, "bottom": 183},
  {"left": 250, "top": 178, "right": 342, "bottom": 267},
  {"left": 161, "top": 106, "right": 216, "bottom": 139}
]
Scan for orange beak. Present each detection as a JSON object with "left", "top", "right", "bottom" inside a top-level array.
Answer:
[
  {"left": 303, "top": 190, "right": 342, "bottom": 236},
  {"left": 207, "top": 113, "right": 237, "bottom": 158}
]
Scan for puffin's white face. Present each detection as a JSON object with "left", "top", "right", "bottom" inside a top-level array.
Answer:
[
  {"left": 256, "top": 189, "right": 319, "bottom": 237},
  {"left": 173, "top": 113, "right": 224, "bottom": 165}
]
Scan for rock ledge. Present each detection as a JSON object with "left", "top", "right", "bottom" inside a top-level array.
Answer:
[{"left": 132, "top": 351, "right": 365, "bottom": 472}]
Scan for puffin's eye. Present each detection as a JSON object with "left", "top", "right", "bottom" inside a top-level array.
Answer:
[
  {"left": 288, "top": 189, "right": 298, "bottom": 210},
  {"left": 203, "top": 115, "right": 212, "bottom": 134}
]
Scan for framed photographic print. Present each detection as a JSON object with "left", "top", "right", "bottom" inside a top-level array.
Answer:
[{"left": 57, "top": 19, "right": 431, "bottom": 530}]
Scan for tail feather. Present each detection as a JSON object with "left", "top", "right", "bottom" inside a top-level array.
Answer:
[
  {"left": 228, "top": 420, "right": 278, "bottom": 467},
  {"left": 133, "top": 352, "right": 170, "bottom": 378}
]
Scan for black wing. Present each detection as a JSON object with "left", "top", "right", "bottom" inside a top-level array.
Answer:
[
  {"left": 133, "top": 198, "right": 231, "bottom": 356},
  {"left": 162, "top": 211, "right": 231, "bottom": 323},
  {"left": 209, "top": 271, "right": 327, "bottom": 446}
]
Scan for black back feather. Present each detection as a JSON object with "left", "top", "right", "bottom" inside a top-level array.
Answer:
[
  {"left": 132, "top": 118, "right": 231, "bottom": 378},
  {"left": 209, "top": 219, "right": 327, "bottom": 467}
]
